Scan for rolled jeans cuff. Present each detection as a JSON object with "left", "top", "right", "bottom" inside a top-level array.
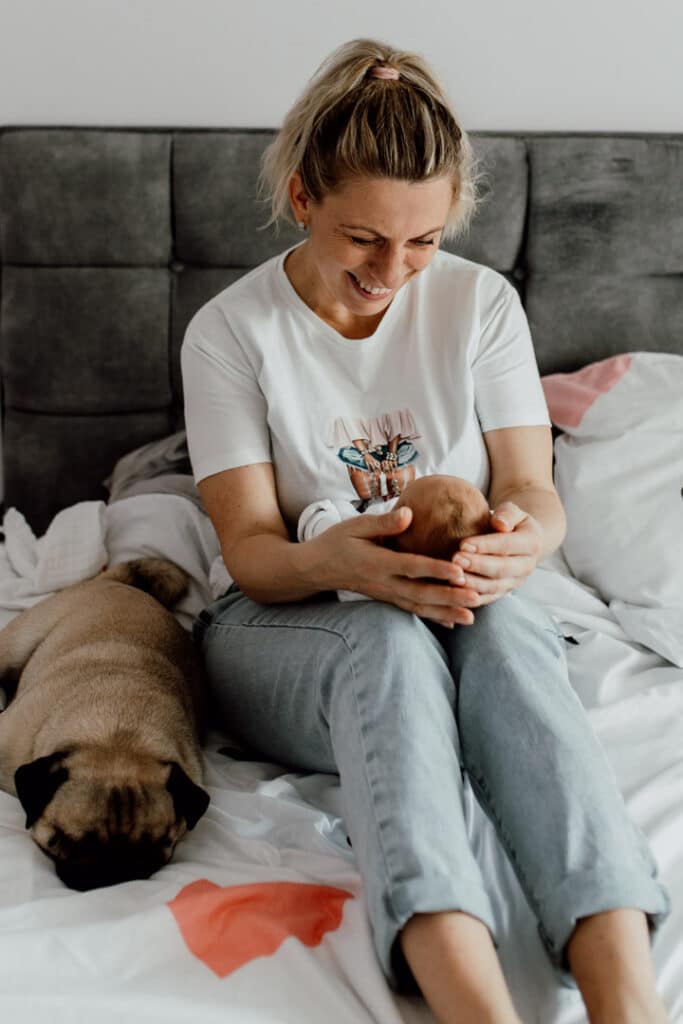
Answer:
[
  {"left": 536, "top": 864, "right": 672, "bottom": 988},
  {"left": 380, "top": 874, "right": 499, "bottom": 994}
]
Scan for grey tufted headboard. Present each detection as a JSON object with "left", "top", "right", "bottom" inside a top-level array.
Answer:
[{"left": 1, "top": 127, "right": 682, "bottom": 533}]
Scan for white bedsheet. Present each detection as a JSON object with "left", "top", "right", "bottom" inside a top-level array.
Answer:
[{"left": 0, "top": 495, "right": 681, "bottom": 1023}]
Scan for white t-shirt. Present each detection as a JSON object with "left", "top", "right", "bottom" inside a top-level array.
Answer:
[{"left": 181, "top": 245, "right": 550, "bottom": 540}]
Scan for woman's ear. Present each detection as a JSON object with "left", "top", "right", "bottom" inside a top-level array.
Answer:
[{"left": 288, "top": 171, "right": 311, "bottom": 226}]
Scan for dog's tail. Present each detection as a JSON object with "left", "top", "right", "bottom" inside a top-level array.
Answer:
[{"left": 100, "top": 559, "right": 189, "bottom": 608}]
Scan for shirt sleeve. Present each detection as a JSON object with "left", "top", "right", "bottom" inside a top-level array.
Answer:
[
  {"left": 472, "top": 281, "right": 550, "bottom": 432},
  {"left": 181, "top": 304, "right": 272, "bottom": 484}
]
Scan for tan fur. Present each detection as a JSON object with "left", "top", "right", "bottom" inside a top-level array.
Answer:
[{"left": 0, "top": 558, "right": 208, "bottom": 888}]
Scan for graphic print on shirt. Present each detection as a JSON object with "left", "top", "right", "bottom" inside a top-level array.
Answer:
[{"left": 326, "top": 408, "right": 422, "bottom": 505}]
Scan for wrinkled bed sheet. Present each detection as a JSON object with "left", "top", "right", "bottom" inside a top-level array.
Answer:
[{"left": 0, "top": 494, "right": 680, "bottom": 1023}]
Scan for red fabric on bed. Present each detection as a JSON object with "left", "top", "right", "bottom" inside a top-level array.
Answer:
[{"left": 168, "top": 879, "right": 354, "bottom": 977}]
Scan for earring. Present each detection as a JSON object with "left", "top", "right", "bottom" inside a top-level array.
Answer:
[{"left": 297, "top": 220, "right": 306, "bottom": 231}]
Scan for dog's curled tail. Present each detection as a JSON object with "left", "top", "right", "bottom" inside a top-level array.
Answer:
[{"left": 101, "top": 558, "right": 189, "bottom": 608}]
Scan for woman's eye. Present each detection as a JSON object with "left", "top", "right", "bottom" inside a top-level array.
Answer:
[{"left": 350, "top": 237, "right": 435, "bottom": 247}]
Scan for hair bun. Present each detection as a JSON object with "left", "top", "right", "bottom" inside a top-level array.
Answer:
[{"left": 368, "top": 65, "right": 400, "bottom": 80}]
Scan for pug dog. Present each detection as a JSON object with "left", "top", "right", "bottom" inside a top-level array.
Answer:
[{"left": 0, "top": 558, "right": 210, "bottom": 890}]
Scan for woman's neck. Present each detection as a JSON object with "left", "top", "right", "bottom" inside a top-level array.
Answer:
[{"left": 284, "top": 244, "right": 387, "bottom": 340}]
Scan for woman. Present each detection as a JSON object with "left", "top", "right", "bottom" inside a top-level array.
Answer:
[{"left": 181, "top": 39, "right": 670, "bottom": 1024}]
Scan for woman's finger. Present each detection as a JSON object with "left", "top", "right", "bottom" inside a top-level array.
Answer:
[
  {"left": 398, "top": 577, "right": 481, "bottom": 610},
  {"left": 453, "top": 552, "right": 536, "bottom": 582},
  {"left": 456, "top": 530, "right": 536, "bottom": 557},
  {"left": 381, "top": 575, "right": 481, "bottom": 620},
  {"left": 489, "top": 501, "right": 528, "bottom": 532},
  {"left": 475, "top": 584, "right": 517, "bottom": 606},
  {"left": 427, "top": 608, "right": 475, "bottom": 628},
  {"left": 457, "top": 571, "right": 526, "bottom": 594},
  {"left": 416, "top": 603, "right": 476, "bottom": 628},
  {"left": 354, "top": 512, "right": 474, "bottom": 584}
]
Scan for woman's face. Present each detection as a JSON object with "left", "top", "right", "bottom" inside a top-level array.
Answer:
[{"left": 289, "top": 173, "right": 454, "bottom": 330}]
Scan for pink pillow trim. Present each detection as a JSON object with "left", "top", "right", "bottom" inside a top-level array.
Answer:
[{"left": 542, "top": 354, "right": 632, "bottom": 428}]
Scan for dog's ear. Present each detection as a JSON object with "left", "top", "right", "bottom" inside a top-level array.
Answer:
[
  {"left": 14, "top": 751, "right": 69, "bottom": 829},
  {"left": 165, "top": 763, "right": 210, "bottom": 830}
]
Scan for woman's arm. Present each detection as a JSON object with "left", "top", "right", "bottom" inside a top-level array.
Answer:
[
  {"left": 485, "top": 424, "right": 566, "bottom": 559},
  {"left": 199, "top": 464, "right": 320, "bottom": 604},
  {"left": 451, "top": 425, "right": 566, "bottom": 602},
  {"left": 199, "top": 463, "right": 481, "bottom": 623}
]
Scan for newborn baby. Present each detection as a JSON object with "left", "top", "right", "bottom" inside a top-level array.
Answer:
[
  {"left": 387, "top": 474, "right": 492, "bottom": 560},
  {"left": 297, "top": 474, "right": 492, "bottom": 601}
]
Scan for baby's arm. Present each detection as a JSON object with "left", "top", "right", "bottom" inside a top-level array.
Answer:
[
  {"left": 297, "top": 499, "right": 360, "bottom": 542},
  {"left": 296, "top": 499, "right": 382, "bottom": 602}
]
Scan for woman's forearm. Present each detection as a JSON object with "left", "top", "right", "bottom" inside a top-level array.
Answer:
[{"left": 227, "top": 532, "right": 328, "bottom": 604}]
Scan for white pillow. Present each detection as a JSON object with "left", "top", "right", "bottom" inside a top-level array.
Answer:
[{"left": 542, "top": 352, "right": 683, "bottom": 667}]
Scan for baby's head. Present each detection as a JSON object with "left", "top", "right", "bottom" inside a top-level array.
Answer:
[{"left": 391, "top": 475, "right": 491, "bottom": 560}]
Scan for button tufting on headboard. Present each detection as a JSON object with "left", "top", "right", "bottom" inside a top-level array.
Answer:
[{"left": 1, "top": 127, "right": 682, "bottom": 532}]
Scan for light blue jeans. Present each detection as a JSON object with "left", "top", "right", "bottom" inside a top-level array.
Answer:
[{"left": 193, "top": 585, "right": 670, "bottom": 993}]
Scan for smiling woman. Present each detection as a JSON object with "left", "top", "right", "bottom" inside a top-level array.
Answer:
[
  {"left": 181, "top": 37, "right": 672, "bottom": 1024},
  {"left": 256, "top": 38, "right": 477, "bottom": 339},
  {"left": 284, "top": 175, "right": 453, "bottom": 337}
]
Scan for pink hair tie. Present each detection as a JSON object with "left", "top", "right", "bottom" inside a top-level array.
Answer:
[{"left": 369, "top": 65, "right": 400, "bottom": 80}]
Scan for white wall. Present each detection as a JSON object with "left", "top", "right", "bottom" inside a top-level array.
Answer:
[
  {"left": 0, "top": 0, "right": 682, "bottom": 131},
  {"left": 0, "top": 0, "right": 681, "bottom": 505}
]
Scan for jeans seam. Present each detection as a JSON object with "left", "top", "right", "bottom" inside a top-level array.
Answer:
[
  {"left": 204, "top": 620, "right": 352, "bottom": 640},
  {"left": 203, "top": 616, "right": 404, "bottom": 926},
  {"left": 465, "top": 765, "right": 538, "bottom": 918},
  {"left": 345, "top": 636, "right": 405, "bottom": 928}
]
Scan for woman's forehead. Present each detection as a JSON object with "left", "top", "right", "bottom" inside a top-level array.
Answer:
[{"left": 323, "top": 175, "right": 453, "bottom": 233}]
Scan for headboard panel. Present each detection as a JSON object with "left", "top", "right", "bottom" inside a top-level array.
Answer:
[
  {"left": 525, "top": 136, "right": 683, "bottom": 369},
  {"left": 1, "top": 128, "right": 682, "bottom": 532}
]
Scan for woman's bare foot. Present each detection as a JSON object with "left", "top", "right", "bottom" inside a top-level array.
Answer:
[
  {"left": 400, "top": 911, "right": 524, "bottom": 1024},
  {"left": 566, "top": 909, "right": 670, "bottom": 1024}
]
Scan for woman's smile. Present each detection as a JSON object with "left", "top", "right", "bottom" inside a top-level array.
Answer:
[
  {"left": 347, "top": 270, "right": 394, "bottom": 301},
  {"left": 286, "top": 174, "right": 453, "bottom": 337}
]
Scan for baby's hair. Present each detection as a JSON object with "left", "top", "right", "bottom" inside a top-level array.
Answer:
[
  {"left": 399, "top": 491, "right": 491, "bottom": 560},
  {"left": 258, "top": 38, "right": 481, "bottom": 241},
  {"left": 389, "top": 476, "right": 492, "bottom": 560},
  {"left": 422, "top": 496, "right": 490, "bottom": 559}
]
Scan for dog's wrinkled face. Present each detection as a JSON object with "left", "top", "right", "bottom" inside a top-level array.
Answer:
[{"left": 15, "top": 749, "right": 209, "bottom": 891}]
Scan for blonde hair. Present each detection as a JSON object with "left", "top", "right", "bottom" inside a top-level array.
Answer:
[{"left": 258, "top": 38, "right": 480, "bottom": 242}]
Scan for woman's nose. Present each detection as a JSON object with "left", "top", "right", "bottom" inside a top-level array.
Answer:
[{"left": 369, "top": 248, "right": 407, "bottom": 290}]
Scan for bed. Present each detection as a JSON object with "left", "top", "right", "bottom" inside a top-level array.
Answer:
[{"left": 0, "top": 127, "right": 681, "bottom": 1023}]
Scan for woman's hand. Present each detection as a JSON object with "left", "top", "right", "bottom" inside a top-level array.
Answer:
[
  {"left": 451, "top": 501, "right": 544, "bottom": 604},
  {"left": 308, "top": 506, "right": 482, "bottom": 627}
]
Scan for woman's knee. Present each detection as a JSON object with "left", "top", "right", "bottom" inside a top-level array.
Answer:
[
  {"left": 447, "top": 594, "right": 574, "bottom": 735},
  {"left": 451, "top": 593, "right": 566, "bottom": 672},
  {"left": 318, "top": 600, "right": 454, "bottom": 721},
  {"left": 335, "top": 599, "right": 448, "bottom": 669}
]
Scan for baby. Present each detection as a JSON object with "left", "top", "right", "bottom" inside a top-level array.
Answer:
[{"left": 297, "top": 474, "right": 492, "bottom": 601}]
